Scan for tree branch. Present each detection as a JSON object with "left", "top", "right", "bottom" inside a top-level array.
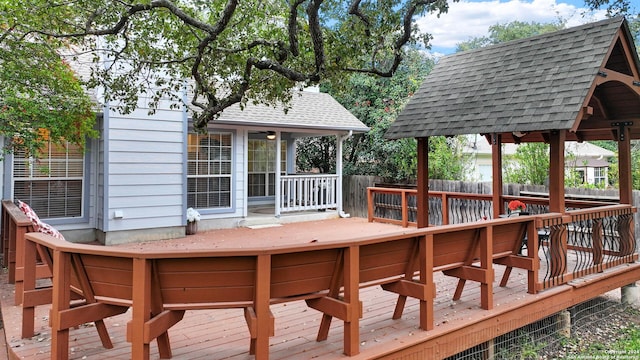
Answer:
[
  {"left": 348, "top": 0, "right": 371, "bottom": 36},
  {"left": 344, "top": 0, "right": 435, "bottom": 77},
  {"left": 306, "top": 0, "right": 325, "bottom": 76},
  {"left": 288, "top": 0, "right": 305, "bottom": 57}
]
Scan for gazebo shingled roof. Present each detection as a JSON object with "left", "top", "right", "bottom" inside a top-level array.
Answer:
[
  {"left": 384, "top": 16, "right": 640, "bottom": 226},
  {"left": 386, "top": 16, "right": 640, "bottom": 143}
]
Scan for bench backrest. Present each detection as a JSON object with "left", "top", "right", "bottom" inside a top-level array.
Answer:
[
  {"left": 79, "top": 253, "right": 134, "bottom": 303},
  {"left": 360, "top": 236, "right": 417, "bottom": 284},
  {"left": 429, "top": 219, "right": 529, "bottom": 268},
  {"left": 156, "top": 256, "right": 257, "bottom": 306},
  {"left": 271, "top": 248, "right": 340, "bottom": 300}
]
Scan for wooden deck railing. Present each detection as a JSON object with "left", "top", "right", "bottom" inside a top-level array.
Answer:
[
  {"left": 537, "top": 204, "right": 638, "bottom": 290},
  {"left": 22, "top": 216, "right": 540, "bottom": 360},
  {"left": 1, "top": 200, "right": 52, "bottom": 309},
  {"left": 1, "top": 199, "right": 32, "bottom": 286},
  {"left": 366, "top": 187, "right": 638, "bottom": 291},
  {"left": 280, "top": 174, "right": 338, "bottom": 213},
  {"left": 367, "top": 186, "right": 616, "bottom": 227},
  {"left": 11, "top": 192, "right": 637, "bottom": 360}
]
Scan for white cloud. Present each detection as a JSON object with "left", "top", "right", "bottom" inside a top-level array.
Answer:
[{"left": 418, "top": 0, "right": 608, "bottom": 53}]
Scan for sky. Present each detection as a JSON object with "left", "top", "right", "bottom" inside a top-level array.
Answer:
[{"left": 417, "top": 0, "right": 614, "bottom": 56}]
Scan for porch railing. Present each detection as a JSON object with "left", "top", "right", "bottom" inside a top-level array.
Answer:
[{"left": 280, "top": 174, "right": 338, "bottom": 213}]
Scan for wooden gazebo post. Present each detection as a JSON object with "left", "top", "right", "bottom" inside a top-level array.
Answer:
[
  {"left": 491, "top": 133, "right": 504, "bottom": 218},
  {"left": 615, "top": 124, "right": 638, "bottom": 303},
  {"left": 548, "top": 131, "right": 566, "bottom": 213},
  {"left": 548, "top": 130, "right": 567, "bottom": 277},
  {"left": 417, "top": 137, "right": 429, "bottom": 228},
  {"left": 617, "top": 124, "right": 633, "bottom": 205}
]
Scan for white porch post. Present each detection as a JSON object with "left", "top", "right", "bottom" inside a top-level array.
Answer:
[
  {"left": 242, "top": 129, "right": 249, "bottom": 218},
  {"left": 275, "top": 131, "right": 282, "bottom": 218},
  {"left": 337, "top": 131, "right": 352, "bottom": 217}
]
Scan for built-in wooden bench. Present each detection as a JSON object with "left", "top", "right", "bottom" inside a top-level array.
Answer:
[{"left": 22, "top": 215, "right": 539, "bottom": 360}]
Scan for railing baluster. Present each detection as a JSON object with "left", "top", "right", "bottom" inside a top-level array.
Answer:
[{"left": 279, "top": 174, "right": 339, "bottom": 213}]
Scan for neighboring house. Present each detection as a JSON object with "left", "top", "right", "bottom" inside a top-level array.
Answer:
[
  {"left": 465, "top": 134, "right": 615, "bottom": 185},
  {"left": 2, "top": 84, "right": 368, "bottom": 245}
]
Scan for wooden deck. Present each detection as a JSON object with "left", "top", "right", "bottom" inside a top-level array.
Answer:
[{"left": 3, "top": 217, "right": 640, "bottom": 360}]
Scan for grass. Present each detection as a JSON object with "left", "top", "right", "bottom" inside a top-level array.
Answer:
[{"left": 577, "top": 324, "right": 640, "bottom": 358}]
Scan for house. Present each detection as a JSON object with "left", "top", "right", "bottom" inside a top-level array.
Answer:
[
  {"left": 465, "top": 134, "right": 615, "bottom": 185},
  {"left": 2, "top": 83, "right": 368, "bottom": 245}
]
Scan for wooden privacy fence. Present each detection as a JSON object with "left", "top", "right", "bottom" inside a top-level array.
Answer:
[{"left": 22, "top": 216, "right": 540, "bottom": 360}]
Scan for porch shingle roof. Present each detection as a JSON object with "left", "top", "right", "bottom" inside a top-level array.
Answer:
[
  {"left": 385, "top": 17, "right": 629, "bottom": 140},
  {"left": 212, "top": 91, "right": 369, "bottom": 133}
]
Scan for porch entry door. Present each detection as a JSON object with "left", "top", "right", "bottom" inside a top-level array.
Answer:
[{"left": 248, "top": 139, "right": 286, "bottom": 197}]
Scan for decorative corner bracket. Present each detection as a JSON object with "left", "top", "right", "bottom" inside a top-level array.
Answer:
[{"left": 612, "top": 121, "right": 633, "bottom": 141}]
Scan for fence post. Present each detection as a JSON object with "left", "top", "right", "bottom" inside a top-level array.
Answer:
[
  {"left": 367, "top": 188, "right": 374, "bottom": 222},
  {"left": 441, "top": 193, "right": 449, "bottom": 225},
  {"left": 402, "top": 190, "right": 408, "bottom": 227}
]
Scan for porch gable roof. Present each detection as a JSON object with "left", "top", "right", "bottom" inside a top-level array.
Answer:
[
  {"left": 385, "top": 16, "right": 640, "bottom": 142},
  {"left": 211, "top": 91, "right": 369, "bottom": 133}
]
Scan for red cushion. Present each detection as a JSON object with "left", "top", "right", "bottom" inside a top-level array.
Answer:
[
  {"left": 16, "top": 199, "right": 42, "bottom": 232},
  {"left": 15, "top": 200, "right": 66, "bottom": 241},
  {"left": 38, "top": 221, "right": 66, "bottom": 241}
]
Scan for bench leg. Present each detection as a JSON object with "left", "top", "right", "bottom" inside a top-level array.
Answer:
[
  {"left": 316, "top": 313, "right": 333, "bottom": 341},
  {"left": 453, "top": 279, "right": 466, "bottom": 301},
  {"left": 316, "top": 249, "right": 344, "bottom": 342},
  {"left": 94, "top": 319, "right": 114, "bottom": 349},
  {"left": 500, "top": 267, "right": 513, "bottom": 287},
  {"left": 392, "top": 238, "right": 422, "bottom": 320},
  {"left": 150, "top": 262, "right": 173, "bottom": 359},
  {"left": 392, "top": 295, "right": 407, "bottom": 320}
]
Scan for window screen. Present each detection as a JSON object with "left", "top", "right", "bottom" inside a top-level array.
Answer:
[{"left": 13, "top": 142, "right": 84, "bottom": 218}]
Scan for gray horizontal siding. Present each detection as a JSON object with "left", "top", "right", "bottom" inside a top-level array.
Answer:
[
  {"left": 109, "top": 195, "right": 184, "bottom": 208},
  {"left": 109, "top": 184, "right": 183, "bottom": 197},
  {"left": 106, "top": 94, "right": 186, "bottom": 232},
  {"left": 109, "top": 174, "right": 183, "bottom": 186}
]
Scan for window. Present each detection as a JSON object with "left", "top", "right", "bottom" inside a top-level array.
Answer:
[
  {"left": 13, "top": 141, "right": 84, "bottom": 219},
  {"left": 594, "top": 167, "right": 606, "bottom": 186},
  {"left": 187, "top": 132, "right": 232, "bottom": 209},
  {"left": 575, "top": 169, "right": 586, "bottom": 184},
  {"left": 248, "top": 139, "right": 286, "bottom": 197}
]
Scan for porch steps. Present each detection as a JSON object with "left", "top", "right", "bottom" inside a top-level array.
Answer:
[
  {"left": 246, "top": 224, "right": 283, "bottom": 229},
  {"left": 238, "top": 209, "right": 340, "bottom": 228}
]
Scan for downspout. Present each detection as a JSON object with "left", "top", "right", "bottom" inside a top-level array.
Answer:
[
  {"left": 275, "top": 131, "right": 282, "bottom": 218},
  {"left": 337, "top": 130, "right": 353, "bottom": 218}
]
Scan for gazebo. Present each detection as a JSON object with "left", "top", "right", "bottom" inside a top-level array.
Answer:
[{"left": 386, "top": 16, "right": 640, "bottom": 226}]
